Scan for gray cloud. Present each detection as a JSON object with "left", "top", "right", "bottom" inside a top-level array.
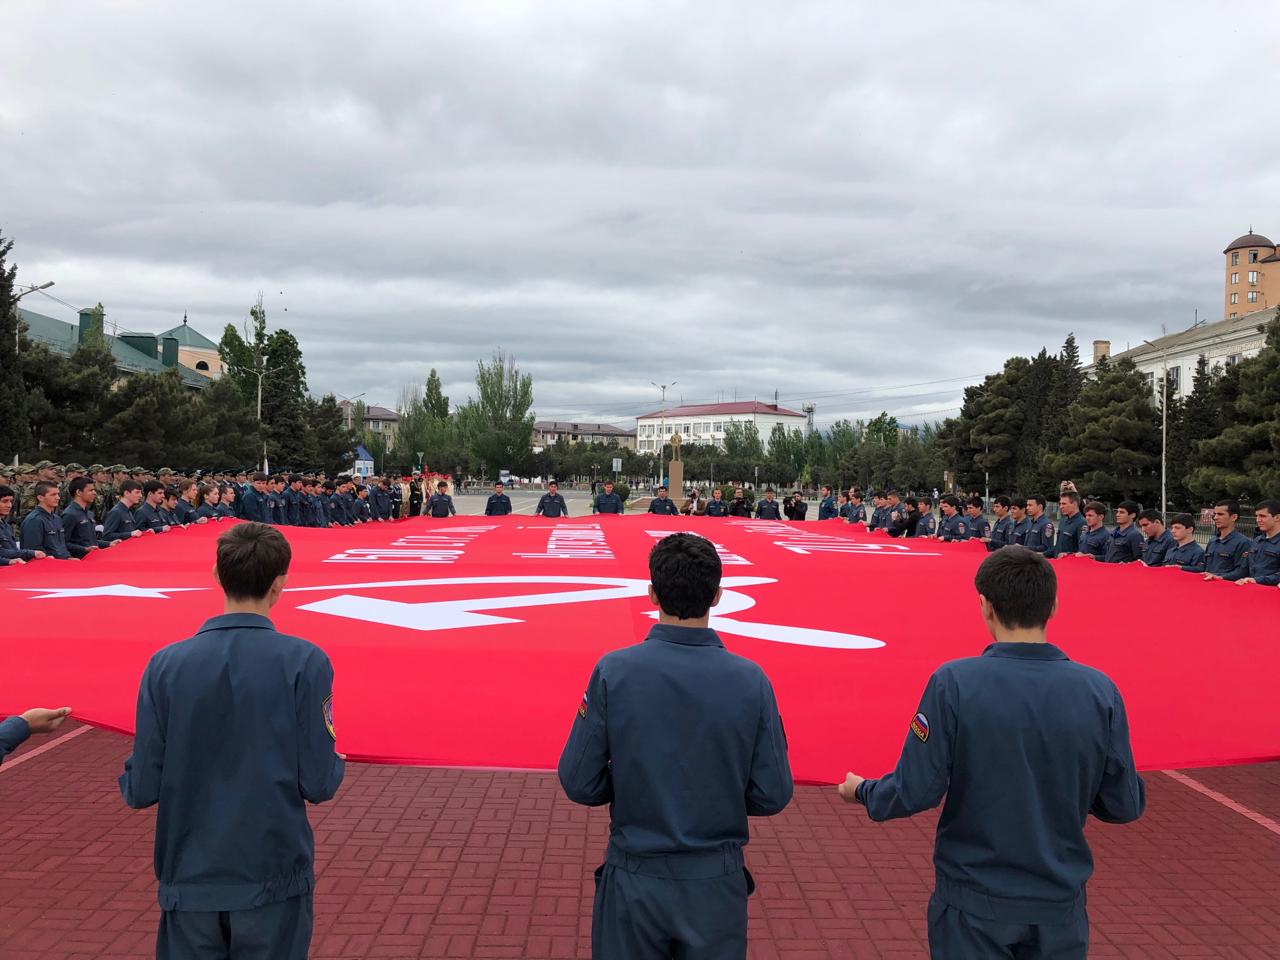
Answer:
[{"left": 3, "top": 1, "right": 1277, "bottom": 431}]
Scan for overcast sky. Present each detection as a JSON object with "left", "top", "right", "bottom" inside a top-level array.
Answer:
[{"left": 3, "top": 2, "right": 1277, "bottom": 430}]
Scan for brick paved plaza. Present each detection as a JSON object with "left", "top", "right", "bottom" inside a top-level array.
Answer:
[{"left": 0, "top": 721, "right": 1276, "bottom": 959}]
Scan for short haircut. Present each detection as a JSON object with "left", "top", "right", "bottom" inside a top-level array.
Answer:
[
  {"left": 974, "top": 545, "right": 1057, "bottom": 630},
  {"left": 657, "top": 485, "right": 668, "bottom": 491},
  {"left": 163, "top": 486, "right": 179, "bottom": 501},
  {"left": 994, "top": 495, "right": 1011, "bottom": 509},
  {"left": 821, "top": 485, "right": 831, "bottom": 494},
  {"left": 649, "top": 533, "right": 721, "bottom": 620},
  {"left": 1169, "top": 512, "right": 1195, "bottom": 530},
  {"left": 251, "top": 472, "right": 268, "bottom": 482},
  {"left": 603, "top": 480, "right": 613, "bottom": 486},
  {"left": 216, "top": 523, "right": 292, "bottom": 601},
  {"left": 904, "top": 496, "right": 920, "bottom": 509},
  {"left": 118, "top": 479, "right": 142, "bottom": 496},
  {"left": 495, "top": 481, "right": 504, "bottom": 487},
  {"left": 1084, "top": 500, "right": 1107, "bottom": 517},
  {"left": 143, "top": 479, "right": 165, "bottom": 496},
  {"left": 548, "top": 480, "right": 558, "bottom": 487},
  {"left": 1138, "top": 508, "right": 1162, "bottom": 523},
  {"left": 1027, "top": 495, "right": 1047, "bottom": 510},
  {"left": 0, "top": 485, "right": 13, "bottom": 501},
  {"left": 916, "top": 495, "right": 932, "bottom": 508},
  {"left": 764, "top": 488, "right": 775, "bottom": 494},
  {"left": 1215, "top": 499, "right": 1240, "bottom": 518},
  {"left": 941, "top": 494, "right": 960, "bottom": 509},
  {"left": 1117, "top": 500, "right": 1142, "bottom": 516},
  {"left": 69, "top": 476, "right": 94, "bottom": 498},
  {"left": 1011, "top": 497, "right": 1027, "bottom": 510},
  {"left": 1059, "top": 490, "right": 1082, "bottom": 506},
  {"left": 437, "top": 480, "right": 448, "bottom": 489},
  {"left": 966, "top": 496, "right": 985, "bottom": 510},
  {"left": 887, "top": 490, "right": 900, "bottom": 498},
  {"left": 289, "top": 474, "right": 302, "bottom": 484},
  {"left": 34, "top": 481, "right": 57, "bottom": 498},
  {"left": 1255, "top": 499, "right": 1279, "bottom": 516},
  {"left": 179, "top": 478, "right": 197, "bottom": 494}
]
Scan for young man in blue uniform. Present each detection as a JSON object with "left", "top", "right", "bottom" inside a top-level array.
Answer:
[
  {"left": 914, "top": 496, "right": 937, "bottom": 537},
  {"left": 704, "top": 487, "right": 729, "bottom": 517},
  {"left": 1009, "top": 498, "right": 1030, "bottom": 546},
  {"left": 1163, "top": 514, "right": 1205, "bottom": 570},
  {"left": 1022, "top": 495, "right": 1056, "bottom": 556},
  {"left": 1056, "top": 492, "right": 1086, "bottom": 556},
  {"left": 135, "top": 480, "right": 172, "bottom": 533},
  {"left": 485, "top": 481, "right": 514, "bottom": 516},
  {"left": 120, "top": 522, "right": 344, "bottom": 960},
  {"left": 103, "top": 480, "right": 145, "bottom": 542},
  {"left": 593, "top": 480, "right": 624, "bottom": 514},
  {"left": 62, "top": 477, "right": 112, "bottom": 556},
  {"left": 843, "top": 491, "right": 867, "bottom": 525},
  {"left": 964, "top": 496, "right": 989, "bottom": 541},
  {"left": 239, "top": 473, "right": 269, "bottom": 523},
  {"left": 1237, "top": 499, "right": 1280, "bottom": 586},
  {"left": 754, "top": 488, "right": 783, "bottom": 520},
  {"left": 648, "top": 485, "right": 680, "bottom": 515},
  {"left": 20, "top": 482, "right": 74, "bottom": 560},
  {"left": 536, "top": 481, "right": 569, "bottom": 518},
  {"left": 1, "top": 706, "right": 72, "bottom": 764},
  {"left": 0, "top": 484, "right": 46, "bottom": 565},
  {"left": 839, "top": 546, "right": 1145, "bottom": 959},
  {"left": 1077, "top": 502, "right": 1110, "bottom": 560},
  {"left": 559, "top": 533, "right": 793, "bottom": 959},
  {"left": 937, "top": 495, "right": 969, "bottom": 541},
  {"left": 1193, "top": 500, "right": 1252, "bottom": 581},
  {"left": 427, "top": 480, "right": 457, "bottom": 518},
  {"left": 1103, "top": 501, "right": 1145, "bottom": 563},
  {"left": 817, "top": 485, "right": 838, "bottom": 520},
  {"left": 1137, "top": 509, "right": 1174, "bottom": 566},
  {"left": 985, "top": 496, "right": 1014, "bottom": 551}
]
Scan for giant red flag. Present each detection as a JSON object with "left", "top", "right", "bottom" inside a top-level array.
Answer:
[{"left": 3, "top": 517, "right": 1277, "bottom": 782}]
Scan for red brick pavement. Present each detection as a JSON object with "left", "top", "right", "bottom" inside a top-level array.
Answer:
[{"left": 0, "top": 723, "right": 1277, "bottom": 959}]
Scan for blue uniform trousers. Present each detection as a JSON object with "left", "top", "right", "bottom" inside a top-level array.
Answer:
[
  {"left": 592, "top": 852, "right": 752, "bottom": 960},
  {"left": 927, "top": 893, "right": 1088, "bottom": 959},
  {"left": 158, "top": 895, "right": 311, "bottom": 960}
]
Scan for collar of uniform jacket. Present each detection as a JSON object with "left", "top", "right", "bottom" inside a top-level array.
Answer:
[
  {"left": 195, "top": 613, "right": 278, "bottom": 634},
  {"left": 982, "top": 641, "right": 1069, "bottom": 661},
  {"left": 646, "top": 624, "right": 724, "bottom": 647}
]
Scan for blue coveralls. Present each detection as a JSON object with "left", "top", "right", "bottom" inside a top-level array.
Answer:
[
  {"left": 536, "top": 493, "right": 569, "bottom": 517},
  {"left": 102, "top": 501, "right": 139, "bottom": 541},
  {"left": 1245, "top": 531, "right": 1280, "bottom": 585},
  {"left": 558, "top": 624, "right": 793, "bottom": 959},
  {"left": 1141, "top": 531, "right": 1174, "bottom": 566},
  {"left": 1056, "top": 513, "right": 1086, "bottom": 556},
  {"left": 1078, "top": 525, "right": 1110, "bottom": 560},
  {"left": 239, "top": 488, "right": 267, "bottom": 523},
  {"left": 135, "top": 503, "right": 169, "bottom": 533},
  {"left": 20, "top": 507, "right": 72, "bottom": 559},
  {"left": 174, "top": 499, "right": 198, "bottom": 526},
  {"left": 987, "top": 515, "right": 1015, "bottom": 551},
  {"left": 938, "top": 513, "right": 969, "bottom": 541},
  {"left": 485, "top": 493, "right": 514, "bottom": 516},
  {"left": 966, "top": 513, "right": 990, "bottom": 540},
  {"left": 842, "top": 502, "right": 866, "bottom": 524},
  {"left": 915, "top": 512, "right": 937, "bottom": 537},
  {"left": 705, "top": 498, "right": 729, "bottom": 517},
  {"left": 0, "top": 517, "right": 37, "bottom": 565},
  {"left": 62, "top": 501, "right": 108, "bottom": 556},
  {"left": 1188, "top": 530, "right": 1251, "bottom": 579},
  {"left": 216, "top": 502, "right": 237, "bottom": 521},
  {"left": 755, "top": 499, "right": 782, "bottom": 520},
  {"left": 1022, "top": 515, "right": 1056, "bottom": 556},
  {"left": 119, "top": 614, "right": 344, "bottom": 960},
  {"left": 1164, "top": 540, "right": 1205, "bottom": 569},
  {"left": 195, "top": 504, "right": 217, "bottom": 521},
  {"left": 593, "top": 492, "right": 623, "bottom": 514},
  {"left": 1103, "top": 524, "right": 1144, "bottom": 563},
  {"left": 648, "top": 497, "right": 679, "bottom": 515},
  {"left": 817, "top": 495, "right": 838, "bottom": 520},
  {"left": 427, "top": 493, "right": 456, "bottom": 518},
  {"left": 854, "top": 643, "right": 1146, "bottom": 959}
]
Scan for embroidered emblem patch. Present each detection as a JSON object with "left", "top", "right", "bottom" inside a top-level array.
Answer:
[
  {"left": 323, "top": 694, "right": 336, "bottom": 740},
  {"left": 910, "top": 712, "right": 930, "bottom": 743},
  {"left": 578, "top": 692, "right": 589, "bottom": 719}
]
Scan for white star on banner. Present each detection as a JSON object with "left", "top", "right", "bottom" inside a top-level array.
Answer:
[{"left": 11, "top": 584, "right": 208, "bottom": 600}]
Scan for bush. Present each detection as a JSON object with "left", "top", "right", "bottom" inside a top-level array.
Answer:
[
  {"left": 613, "top": 481, "right": 630, "bottom": 504},
  {"left": 720, "top": 483, "right": 754, "bottom": 505}
]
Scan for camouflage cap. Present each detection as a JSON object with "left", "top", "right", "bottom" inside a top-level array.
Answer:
[
  {"left": 34, "top": 459, "right": 55, "bottom": 470},
  {"left": 108, "top": 464, "right": 129, "bottom": 473},
  {"left": 65, "top": 462, "right": 86, "bottom": 473},
  {"left": 88, "top": 464, "right": 106, "bottom": 473},
  {"left": 130, "top": 467, "right": 147, "bottom": 475},
  {"left": 0, "top": 467, "right": 14, "bottom": 477},
  {"left": 157, "top": 467, "right": 175, "bottom": 476},
  {"left": 17, "top": 464, "right": 35, "bottom": 474}
]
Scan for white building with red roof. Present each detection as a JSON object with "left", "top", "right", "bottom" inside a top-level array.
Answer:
[{"left": 634, "top": 401, "right": 805, "bottom": 453}]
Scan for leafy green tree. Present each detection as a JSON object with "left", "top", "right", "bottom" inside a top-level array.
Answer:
[
  {"left": 457, "top": 351, "right": 535, "bottom": 480},
  {"left": 0, "top": 232, "right": 28, "bottom": 462},
  {"left": 864, "top": 412, "right": 900, "bottom": 448},
  {"left": 95, "top": 370, "right": 198, "bottom": 466},
  {"left": 1042, "top": 357, "right": 1161, "bottom": 505},
  {"left": 722, "top": 421, "right": 764, "bottom": 461},
  {"left": 307, "top": 394, "right": 357, "bottom": 475},
  {"left": 1014, "top": 349, "right": 1058, "bottom": 494},
  {"left": 19, "top": 313, "right": 116, "bottom": 462},
  {"left": 188, "top": 376, "right": 260, "bottom": 469},
  {"left": 891, "top": 428, "right": 929, "bottom": 491}
]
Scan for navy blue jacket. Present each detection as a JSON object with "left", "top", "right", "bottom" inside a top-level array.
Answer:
[
  {"left": 239, "top": 488, "right": 268, "bottom": 523},
  {"left": 174, "top": 499, "right": 199, "bottom": 526},
  {"left": 20, "top": 507, "right": 71, "bottom": 559},
  {"left": 1079, "top": 524, "right": 1110, "bottom": 559},
  {"left": 1023, "top": 515, "right": 1056, "bottom": 556},
  {"left": 1246, "top": 531, "right": 1280, "bottom": 585},
  {"left": 135, "top": 502, "right": 169, "bottom": 533},
  {"left": 868, "top": 505, "right": 889, "bottom": 530},
  {"left": 966, "top": 513, "right": 990, "bottom": 540},
  {"left": 1164, "top": 539, "right": 1205, "bottom": 569},
  {"left": 705, "top": 497, "right": 729, "bottom": 517},
  {"left": 1191, "top": 530, "right": 1251, "bottom": 580},
  {"left": 485, "top": 493, "right": 513, "bottom": 516},
  {"left": 857, "top": 642, "right": 1145, "bottom": 923},
  {"left": 427, "top": 493, "right": 456, "bottom": 518},
  {"left": 938, "top": 512, "right": 969, "bottom": 542},
  {"left": 62, "top": 501, "right": 108, "bottom": 555},
  {"left": 817, "top": 495, "right": 838, "bottom": 520},
  {"left": 987, "top": 515, "right": 1015, "bottom": 551},
  {"left": 915, "top": 512, "right": 937, "bottom": 537},
  {"left": 841, "top": 502, "right": 866, "bottom": 524},
  {"left": 536, "top": 493, "right": 568, "bottom": 517},
  {"left": 1056, "top": 512, "right": 1086, "bottom": 556},
  {"left": 1104, "top": 524, "right": 1145, "bottom": 564},
  {"left": 1141, "top": 531, "right": 1175, "bottom": 567},
  {"left": 593, "top": 492, "right": 623, "bottom": 514},
  {"left": 195, "top": 504, "right": 217, "bottom": 521},
  {"left": 755, "top": 498, "right": 782, "bottom": 520},
  {"left": 0, "top": 715, "right": 30, "bottom": 764},
  {"left": 648, "top": 497, "right": 679, "bottom": 515},
  {"left": 119, "top": 613, "right": 345, "bottom": 912},
  {"left": 558, "top": 624, "right": 793, "bottom": 863},
  {"left": 102, "top": 501, "right": 139, "bottom": 542},
  {"left": 216, "top": 502, "right": 237, "bottom": 520},
  {"left": 0, "top": 517, "right": 37, "bottom": 564}
]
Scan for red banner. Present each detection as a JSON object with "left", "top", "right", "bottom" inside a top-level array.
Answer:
[{"left": 3, "top": 517, "right": 1277, "bottom": 782}]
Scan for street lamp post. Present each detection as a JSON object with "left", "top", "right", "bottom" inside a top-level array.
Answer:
[
  {"left": 650, "top": 380, "right": 676, "bottom": 467},
  {"left": 1143, "top": 340, "right": 1168, "bottom": 516},
  {"left": 11, "top": 281, "right": 54, "bottom": 350}
]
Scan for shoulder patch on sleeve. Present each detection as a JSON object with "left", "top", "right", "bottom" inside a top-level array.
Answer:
[
  {"left": 910, "top": 712, "right": 930, "bottom": 743},
  {"left": 578, "top": 691, "right": 589, "bottom": 719},
  {"left": 323, "top": 694, "right": 336, "bottom": 740}
]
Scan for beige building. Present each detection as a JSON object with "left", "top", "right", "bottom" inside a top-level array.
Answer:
[
  {"left": 1223, "top": 230, "right": 1278, "bottom": 319},
  {"left": 533, "top": 420, "right": 635, "bottom": 452},
  {"left": 339, "top": 400, "right": 401, "bottom": 447}
]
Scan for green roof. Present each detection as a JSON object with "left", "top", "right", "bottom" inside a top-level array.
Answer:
[
  {"left": 157, "top": 320, "right": 219, "bottom": 351},
  {"left": 17, "top": 307, "right": 212, "bottom": 390}
]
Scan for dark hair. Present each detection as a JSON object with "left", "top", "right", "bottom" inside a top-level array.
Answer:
[
  {"left": 548, "top": 480, "right": 558, "bottom": 487},
  {"left": 941, "top": 494, "right": 960, "bottom": 510},
  {"left": 603, "top": 480, "right": 613, "bottom": 486},
  {"left": 916, "top": 495, "right": 932, "bottom": 509},
  {"left": 69, "top": 476, "right": 94, "bottom": 498},
  {"left": 1215, "top": 499, "right": 1240, "bottom": 518},
  {"left": 142, "top": 479, "right": 165, "bottom": 496},
  {"left": 764, "top": 488, "right": 775, "bottom": 494},
  {"left": 1059, "top": 491, "right": 1082, "bottom": 506},
  {"left": 1084, "top": 500, "right": 1107, "bottom": 517},
  {"left": 1117, "top": 500, "right": 1141, "bottom": 516},
  {"left": 163, "top": 486, "right": 179, "bottom": 501},
  {"left": 437, "top": 480, "right": 448, "bottom": 490},
  {"left": 821, "top": 484, "right": 831, "bottom": 494},
  {"left": 200, "top": 483, "right": 219, "bottom": 501},
  {"left": 288, "top": 474, "right": 302, "bottom": 484},
  {"left": 1255, "top": 499, "right": 1279, "bottom": 516},
  {"left": 887, "top": 489, "right": 900, "bottom": 498},
  {"left": 1138, "top": 508, "right": 1162, "bottom": 523},
  {"left": 904, "top": 496, "right": 920, "bottom": 509},
  {"left": 966, "top": 496, "right": 985, "bottom": 510},
  {"left": 495, "top": 481, "right": 505, "bottom": 487},
  {"left": 179, "top": 478, "right": 197, "bottom": 494},
  {"left": 322, "top": 481, "right": 336, "bottom": 493},
  {"left": 1027, "top": 495, "right": 1047, "bottom": 510},
  {"left": 974, "top": 545, "right": 1057, "bottom": 630},
  {"left": 649, "top": 533, "right": 721, "bottom": 620},
  {"left": 1011, "top": 497, "right": 1027, "bottom": 510},
  {"left": 0, "top": 484, "right": 14, "bottom": 500},
  {"left": 1168, "top": 512, "right": 1195, "bottom": 530},
  {"left": 34, "top": 480, "right": 57, "bottom": 498},
  {"left": 216, "top": 523, "right": 292, "bottom": 601},
  {"left": 251, "top": 472, "right": 268, "bottom": 482},
  {"left": 118, "top": 479, "right": 142, "bottom": 496},
  {"left": 993, "top": 495, "right": 1011, "bottom": 509},
  {"left": 657, "top": 485, "right": 668, "bottom": 491}
]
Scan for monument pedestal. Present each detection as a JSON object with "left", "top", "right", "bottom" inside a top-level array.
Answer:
[{"left": 667, "top": 459, "right": 684, "bottom": 500}]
